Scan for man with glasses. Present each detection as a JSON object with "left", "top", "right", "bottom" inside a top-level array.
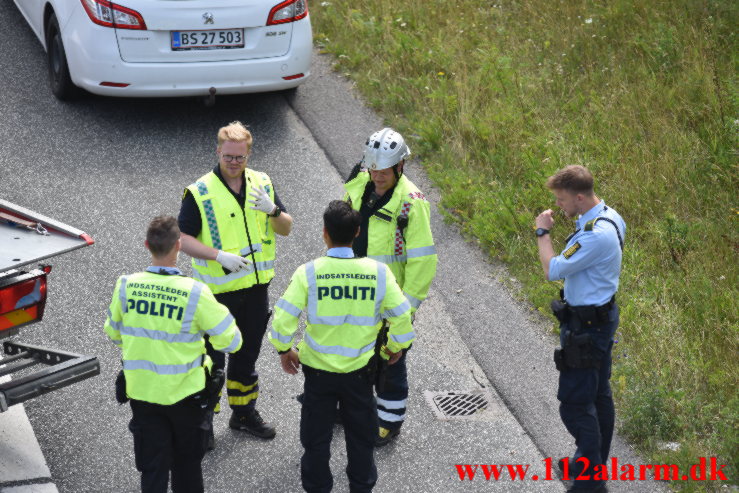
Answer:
[{"left": 178, "top": 121, "right": 293, "bottom": 444}]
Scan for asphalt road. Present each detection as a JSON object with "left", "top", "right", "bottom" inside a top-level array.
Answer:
[{"left": 0, "top": 3, "right": 664, "bottom": 493}]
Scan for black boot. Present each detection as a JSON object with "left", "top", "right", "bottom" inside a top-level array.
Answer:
[{"left": 229, "top": 409, "right": 276, "bottom": 439}]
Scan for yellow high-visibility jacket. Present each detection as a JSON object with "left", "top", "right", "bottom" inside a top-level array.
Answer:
[
  {"left": 270, "top": 255, "right": 414, "bottom": 373},
  {"left": 186, "top": 168, "right": 276, "bottom": 294},
  {"left": 344, "top": 172, "right": 437, "bottom": 312},
  {"left": 104, "top": 271, "right": 242, "bottom": 405}
]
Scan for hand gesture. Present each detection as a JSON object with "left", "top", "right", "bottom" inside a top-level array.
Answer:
[
  {"left": 536, "top": 209, "right": 555, "bottom": 230},
  {"left": 248, "top": 185, "right": 277, "bottom": 215}
]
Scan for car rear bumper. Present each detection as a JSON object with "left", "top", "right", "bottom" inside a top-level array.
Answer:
[{"left": 63, "top": 11, "right": 312, "bottom": 97}]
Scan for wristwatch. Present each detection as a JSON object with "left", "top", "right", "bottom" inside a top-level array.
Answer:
[
  {"left": 535, "top": 228, "right": 550, "bottom": 237},
  {"left": 269, "top": 206, "right": 282, "bottom": 218}
]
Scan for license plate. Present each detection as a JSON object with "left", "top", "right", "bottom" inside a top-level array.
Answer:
[{"left": 171, "top": 29, "right": 245, "bottom": 50}]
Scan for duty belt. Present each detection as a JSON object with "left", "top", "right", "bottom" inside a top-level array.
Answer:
[{"left": 567, "top": 295, "right": 617, "bottom": 328}]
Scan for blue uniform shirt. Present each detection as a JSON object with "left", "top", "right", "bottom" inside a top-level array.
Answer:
[
  {"left": 326, "top": 247, "right": 355, "bottom": 259},
  {"left": 146, "top": 266, "right": 183, "bottom": 276},
  {"left": 548, "top": 201, "right": 626, "bottom": 306}
]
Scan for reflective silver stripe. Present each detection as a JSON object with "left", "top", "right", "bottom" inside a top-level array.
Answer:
[
  {"left": 193, "top": 263, "right": 255, "bottom": 285},
  {"left": 378, "top": 410, "right": 406, "bottom": 422},
  {"left": 304, "top": 333, "right": 375, "bottom": 358},
  {"left": 404, "top": 291, "right": 423, "bottom": 309},
  {"left": 240, "top": 243, "right": 263, "bottom": 256},
  {"left": 382, "top": 299, "right": 410, "bottom": 319},
  {"left": 406, "top": 245, "right": 437, "bottom": 258},
  {"left": 310, "top": 314, "right": 382, "bottom": 326},
  {"left": 368, "top": 254, "right": 406, "bottom": 264},
  {"left": 123, "top": 355, "right": 202, "bottom": 375},
  {"left": 306, "top": 261, "right": 318, "bottom": 323},
  {"left": 270, "top": 329, "right": 293, "bottom": 344},
  {"left": 276, "top": 298, "right": 302, "bottom": 318},
  {"left": 108, "top": 318, "right": 123, "bottom": 332},
  {"left": 390, "top": 331, "right": 416, "bottom": 344},
  {"left": 192, "top": 260, "right": 275, "bottom": 286},
  {"left": 193, "top": 258, "right": 208, "bottom": 268},
  {"left": 120, "top": 325, "right": 201, "bottom": 343},
  {"left": 119, "top": 276, "right": 128, "bottom": 313},
  {"left": 206, "top": 313, "right": 234, "bottom": 337},
  {"left": 180, "top": 282, "right": 202, "bottom": 333},
  {"left": 377, "top": 397, "right": 407, "bottom": 410},
  {"left": 110, "top": 339, "right": 122, "bottom": 346},
  {"left": 220, "top": 331, "right": 242, "bottom": 354},
  {"left": 374, "top": 263, "right": 386, "bottom": 318}
]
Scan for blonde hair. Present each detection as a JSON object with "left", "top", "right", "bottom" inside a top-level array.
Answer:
[{"left": 217, "top": 121, "right": 253, "bottom": 152}]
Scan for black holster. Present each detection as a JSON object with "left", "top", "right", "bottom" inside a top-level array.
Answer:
[
  {"left": 204, "top": 367, "right": 225, "bottom": 411},
  {"left": 373, "top": 321, "right": 390, "bottom": 393},
  {"left": 115, "top": 370, "right": 129, "bottom": 404},
  {"left": 551, "top": 299, "right": 569, "bottom": 324},
  {"left": 555, "top": 331, "right": 601, "bottom": 371}
]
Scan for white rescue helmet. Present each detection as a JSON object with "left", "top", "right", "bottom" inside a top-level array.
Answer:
[{"left": 363, "top": 128, "right": 411, "bottom": 171}]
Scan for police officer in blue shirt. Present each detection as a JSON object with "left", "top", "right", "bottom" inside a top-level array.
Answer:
[{"left": 535, "top": 165, "right": 626, "bottom": 493}]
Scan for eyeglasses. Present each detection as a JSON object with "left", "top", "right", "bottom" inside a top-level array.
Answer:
[{"left": 221, "top": 154, "right": 248, "bottom": 163}]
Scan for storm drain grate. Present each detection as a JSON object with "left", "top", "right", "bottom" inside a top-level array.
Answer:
[{"left": 423, "top": 390, "right": 494, "bottom": 421}]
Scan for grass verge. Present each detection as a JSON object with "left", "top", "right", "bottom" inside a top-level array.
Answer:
[{"left": 311, "top": 0, "right": 738, "bottom": 490}]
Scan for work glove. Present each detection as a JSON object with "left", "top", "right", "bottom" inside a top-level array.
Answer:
[
  {"left": 216, "top": 250, "right": 250, "bottom": 272},
  {"left": 248, "top": 185, "right": 277, "bottom": 215}
]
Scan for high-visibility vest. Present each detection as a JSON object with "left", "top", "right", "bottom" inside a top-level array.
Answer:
[
  {"left": 104, "top": 272, "right": 242, "bottom": 405},
  {"left": 270, "top": 256, "right": 414, "bottom": 373},
  {"left": 344, "top": 172, "right": 437, "bottom": 312},
  {"left": 186, "top": 169, "right": 277, "bottom": 294}
]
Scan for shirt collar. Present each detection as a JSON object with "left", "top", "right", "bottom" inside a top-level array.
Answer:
[
  {"left": 213, "top": 165, "right": 246, "bottom": 197},
  {"left": 326, "top": 247, "right": 355, "bottom": 259},
  {"left": 147, "top": 266, "right": 182, "bottom": 275},
  {"left": 576, "top": 200, "right": 606, "bottom": 229}
]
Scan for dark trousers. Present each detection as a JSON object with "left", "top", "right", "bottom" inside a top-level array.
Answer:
[
  {"left": 128, "top": 398, "right": 209, "bottom": 493},
  {"left": 557, "top": 304, "right": 618, "bottom": 491},
  {"left": 207, "top": 283, "right": 270, "bottom": 415},
  {"left": 301, "top": 365, "right": 378, "bottom": 493},
  {"left": 376, "top": 352, "right": 408, "bottom": 431}
]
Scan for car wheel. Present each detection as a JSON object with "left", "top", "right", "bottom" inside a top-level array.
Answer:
[{"left": 46, "top": 14, "right": 79, "bottom": 100}]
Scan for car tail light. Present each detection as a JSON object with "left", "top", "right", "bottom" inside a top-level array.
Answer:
[
  {"left": 80, "top": 0, "right": 147, "bottom": 30},
  {"left": 0, "top": 271, "right": 48, "bottom": 333},
  {"left": 267, "top": 0, "right": 308, "bottom": 25}
]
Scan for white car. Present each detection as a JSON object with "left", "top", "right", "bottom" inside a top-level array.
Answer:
[{"left": 14, "top": 0, "right": 312, "bottom": 100}]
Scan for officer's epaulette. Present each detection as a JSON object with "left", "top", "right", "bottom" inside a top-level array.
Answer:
[{"left": 584, "top": 217, "right": 624, "bottom": 250}]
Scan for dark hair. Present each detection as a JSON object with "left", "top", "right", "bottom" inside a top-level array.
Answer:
[
  {"left": 546, "top": 165, "right": 594, "bottom": 195},
  {"left": 146, "top": 216, "right": 180, "bottom": 257},
  {"left": 324, "top": 200, "right": 361, "bottom": 245}
]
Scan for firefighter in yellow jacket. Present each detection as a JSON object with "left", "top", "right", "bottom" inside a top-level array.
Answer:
[
  {"left": 271, "top": 200, "right": 414, "bottom": 493},
  {"left": 343, "top": 128, "right": 437, "bottom": 446},
  {"left": 178, "top": 121, "right": 293, "bottom": 441},
  {"left": 104, "top": 216, "right": 242, "bottom": 493}
]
